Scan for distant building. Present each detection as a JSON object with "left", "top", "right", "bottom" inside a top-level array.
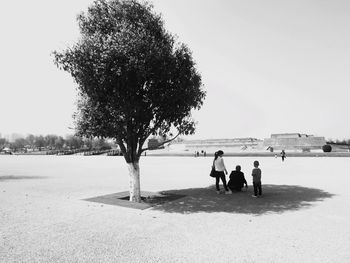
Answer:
[
  {"left": 264, "top": 133, "right": 326, "bottom": 152},
  {"left": 271, "top": 133, "right": 312, "bottom": 139},
  {"left": 180, "top": 138, "right": 263, "bottom": 153},
  {"left": 1, "top": 147, "right": 12, "bottom": 154}
]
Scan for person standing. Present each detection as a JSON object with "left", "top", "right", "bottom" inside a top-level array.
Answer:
[
  {"left": 281, "top": 150, "right": 286, "bottom": 162},
  {"left": 251, "top": 160, "right": 262, "bottom": 197},
  {"left": 214, "top": 150, "right": 232, "bottom": 194}
]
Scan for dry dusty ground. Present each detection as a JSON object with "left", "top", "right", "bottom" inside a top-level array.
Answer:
[{"left": 1, "top": 155, "right": 350, "bottom": 262}]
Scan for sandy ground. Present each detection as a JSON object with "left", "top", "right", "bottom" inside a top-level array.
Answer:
[{"left": 1, "top": 155, "right": 350, "bottom": 263}]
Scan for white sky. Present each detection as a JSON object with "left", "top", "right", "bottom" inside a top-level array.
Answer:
[{"left": 1, "top": 0, "right": 349, "bottom": 140}]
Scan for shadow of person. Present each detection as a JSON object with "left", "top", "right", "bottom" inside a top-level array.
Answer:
[{"left": 150, "top": 184, "right": 334, "bottom": 215}]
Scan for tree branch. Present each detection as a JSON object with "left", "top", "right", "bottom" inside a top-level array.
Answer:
[{"left": 141, "top": 132, "right": 181, "bottom": 152}]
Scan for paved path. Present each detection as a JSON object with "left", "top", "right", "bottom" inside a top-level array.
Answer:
[{"left": 1, "top": 156, "right": 350, "bottom": 262}]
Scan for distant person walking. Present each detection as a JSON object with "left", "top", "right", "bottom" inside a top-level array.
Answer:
[
  {"left": 251, "top": 160, "right": 262, "bottom": 197},
  {"left": 227, "top": 165, "right": 248, "bottom": 192},
  {"left": 281, "top": 150, "right": 286, "bottom": 162},
  {"left": 214, "top": 150, "right": 232, "bottom": 194}
]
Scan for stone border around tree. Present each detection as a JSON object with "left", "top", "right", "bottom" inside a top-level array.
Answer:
[{"left": 83, "top": 191, "right": 186, "bottom": 210}]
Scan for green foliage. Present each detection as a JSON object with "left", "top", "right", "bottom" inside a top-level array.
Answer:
[
  {"left": 322, "top": 144, "right": 332, "bottom": 152},
  {"left": 92, "top": 138, "right": 112, "bottom": 150},
  {"left": 26, "top": 134, "right": 36, "bottom": 148},
  {"left": 53, "top": 0, "right": 205, "bottom": 162},
  {"left": 327, "top": 139, "right": 350, "bottom": 146},
  {"left": 12, "top": 138, "right": 26, "bottom": 151},
  {"left": 44, "top": 135, "right": 59, "bottom": 149},
  {"left": 35, "top": 135, "right": 46, "bottom": 151},
  {"left": 0, "top": 133, "right": 113, "bottom": 152},
  {"left": 54, "top": 136, "right": 65, "bottom": 149},
  {"left": 65, "top": 135, "right": 84, "bottom": 149},
  {"left": 0, "top": 138, "right": 7, "bottom": 149}
]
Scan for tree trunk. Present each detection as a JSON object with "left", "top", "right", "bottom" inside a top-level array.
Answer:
[{"left": 127, "top": 161, "right": 141, "bottom": 202}]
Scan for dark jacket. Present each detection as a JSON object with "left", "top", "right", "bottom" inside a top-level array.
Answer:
[{"left": 227, "top": 170, "right": 247, "bottom": 191}]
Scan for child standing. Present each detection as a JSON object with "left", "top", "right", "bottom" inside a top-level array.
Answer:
[{"left": 251, "top": 160, "right": 262, "bottom": 197}]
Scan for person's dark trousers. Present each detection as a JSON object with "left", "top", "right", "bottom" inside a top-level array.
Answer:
[
  {"left": 216, "top": 171, "right": 229, "bottom": 191},
  {"left": 253, "top": 182, "right": 262, "bottom": 196}
]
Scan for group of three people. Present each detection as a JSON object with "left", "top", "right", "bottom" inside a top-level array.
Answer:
[{"left": 213, "top": 150, "right": 262, "bottom": 197}]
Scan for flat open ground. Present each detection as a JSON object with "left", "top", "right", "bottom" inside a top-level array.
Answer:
[{"left": 1, "top": 155, "right": 350, "bottom": 262}]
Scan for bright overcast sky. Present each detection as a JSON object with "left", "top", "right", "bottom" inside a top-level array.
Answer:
[{"left": 1, "top": 0, "right": 349, "bottom": 140}]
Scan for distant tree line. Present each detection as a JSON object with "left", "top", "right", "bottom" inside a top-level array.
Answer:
[
  {"left": 327, "top": 139, "right": 350, "bottom": 146},
  {"left": 0, "top": 134, "right": 115, "bottom": 153}
]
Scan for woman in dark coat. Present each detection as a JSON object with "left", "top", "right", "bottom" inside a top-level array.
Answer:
[
  {"left": 227, "top": 165, "right": 248, "bottom": 191},
  {"left": 281, "top": 150, "right": 286, "bottom": 162}
]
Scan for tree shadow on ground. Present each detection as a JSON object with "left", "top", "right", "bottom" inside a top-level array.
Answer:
[
  {"left": 0, "top": 175, "right": 46, "bottom": 181},
  {"left": 150, "top": 184, "right": 334, "bottom": 215}
]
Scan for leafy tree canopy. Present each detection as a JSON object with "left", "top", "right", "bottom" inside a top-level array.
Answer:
[{"left": 53, "top": 0, "right": 205, "bottom": 163}]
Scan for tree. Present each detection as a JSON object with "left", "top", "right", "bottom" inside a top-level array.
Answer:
[
  {"left": 26, "top": 134, "right": 36, "bottom": 149},
  {"left": 54, "top": 136, "right": 65, "bottom": 150},
  {"left": 0, "top": 138, "right": 7, "bottom": 150},
  {"left": 92, "top": 138, "right": 111, "bottom": 150},
  {"left": 65, "top": 135, "right": 84, "bottom": 149},
  {"left": 45, "top": 135, "right": 58, "bottom": 150},
  {"left": 53, "top": 0, "right": 205, "bottom": 202},
  {"left": 322, "top": 144, "right": 332, "bottom": 152},
  {"left": 35, "top": 135, "right": 45, "bottom": 151},
  {"left": 83, "top": 137, "right": 94, "bottom": 150},
  {"left": 11, "top": 138, "right": 26, "bottom": 152}
]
